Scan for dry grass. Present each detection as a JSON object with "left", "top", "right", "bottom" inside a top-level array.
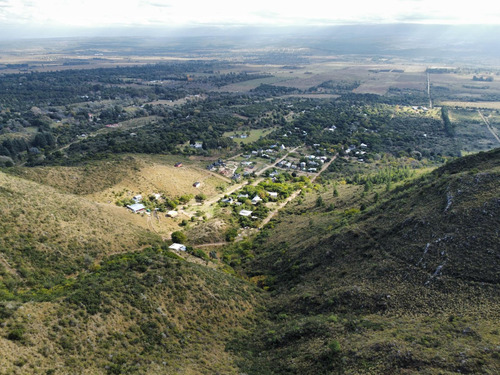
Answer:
[
  {"left": 439, "top": 101, "right": 500, "bottom": 109},
  {"left": 89, "top": 162, "right": 226, "bottom": 203}
]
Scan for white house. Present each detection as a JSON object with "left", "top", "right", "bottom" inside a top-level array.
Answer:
[
  {"left": 251, "top": 195, "right": 262, "bottom": 204},
  {"left": 239, "top": 209, "right": 253, "bottom": 217},
  {"left": 169, "top": 243, "right": 187, "bottom": 251},
  {"left": 166, "top": 210, "right": 178, "bottom": 218},
  {"left": 267, "top": 192, "right": 278, "bottom": 199},
  {"left": 127, "top": 203, "right": 146, "bottom": 213},
  {"left": 132, "top": 194, "right": 143, "bottom": 202}
]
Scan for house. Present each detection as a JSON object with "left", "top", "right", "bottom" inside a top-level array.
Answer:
[
  {"left": 174, "top": 162, "right": 183, "bottom": 167},
  {"left": 169, "top": 243, "right": 187, "bottom": 251},
  {"left": 166, "top": 210, "right": 178, "bottom": 218},
  {"left": 232, "top": 173, "right": 241, "bottom": 181},
  {"left": 193, "top": 182, "right": 201, "bottom": 188},
  {"left": 238, "top": 194, "right": 249, "bottom": 199},
  {"left": 267, "top": 192, "right": 278, "bottom": 199},
  {"left": 239, "top": 209, "right": 253, "bottom": 217},
  {"left": 221, "top": 197, "right": 234, "bottom": 204},
  {"left": 251, "top": 195, "right": 262, "bottom": 204},
  {"left": 153, "top": 193, "right": 162, "bottom": 200},
  {"left": 127, "top": 203, "right": 146, "bottom": 213},
  {"left": 191, "top": 142, "right": 203, "bottom": 149},
  {"left": 360, "top": 143, "right": 368, "bottom": 148},
  {"left": 132, "top": 194, "right": 143, "bottom": 202}
]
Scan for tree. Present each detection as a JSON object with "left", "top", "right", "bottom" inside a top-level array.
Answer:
[
  {"left": 316, "top": 195, "right": 324, "bottom": 207},
  {"left": 195, "top": 193, "right": 207, "bottom": 202},
  {"left": 171, "top": 231, "right": 187, "bottom": 244}
]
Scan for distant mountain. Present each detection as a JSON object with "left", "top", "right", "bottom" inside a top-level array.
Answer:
[{"left": 2, "top": 24, "right": 500, "bottom": 61}]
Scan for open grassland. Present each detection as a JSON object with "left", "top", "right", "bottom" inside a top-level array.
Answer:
[
  {"left": 223, "top": 127, "right": 279, "bottom": 144},
  {"left": 96, "top": 115, "right": 161, "bottom": 133},
  {"left": 7, "top": 155, "right": 229, "bottom": 238},
  {"left": 218, "top": 76, "right": 293, "bottom": 92},
  {"left": 88, "top": 159, "right": 227, "bottom": 203},
  {"left": 439, "top": 101, "right": 500, "bottom": 109},
  {"left": 9, "top": 154, "right": 227, "bottom": 199},
  {"left": 448, "top": 109, "right": 500, "bottom": 151}
]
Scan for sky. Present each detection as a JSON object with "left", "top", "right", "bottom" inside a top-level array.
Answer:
[{"left": 1, "top": 0, "right": 500, "bottom": 37}]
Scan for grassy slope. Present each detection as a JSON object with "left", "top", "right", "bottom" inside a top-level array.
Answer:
[
  {"left": 0, "top": 170, "right": 160, "bottom": 290},
  {"left": 0, "top": 168, "right": 262, "bottom": 374},
  {"left": 234, "top": 148, "right": 500, "bottom": 374}
]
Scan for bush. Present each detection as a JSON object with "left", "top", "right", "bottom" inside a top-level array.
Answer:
[
  {"left": 195, "top": 193, "right": 207, "bottom": 202},
  {"left": 171, "top": 231, "right": 187, "bottom": 244},
  {"left": 225, "top": 227, "right": 238, "bottom": 242},
  {"left": 328, "top": 339, "right": 341, "bottom": 354},
  {"left": 7, "top": 324, "right": 26, "bottom": 341}
]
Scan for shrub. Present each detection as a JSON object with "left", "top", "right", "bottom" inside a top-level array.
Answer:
[
  {"left": 7, "top": 323, "right": 26, "bottom": 341},
  {"left": 195, "top": 193, "right": 207, "bottom": 202},
  {"left": 328, "top": 339, "right": 341, "bottom": 354},
  {"left": 171, "top": 231, "right": 187, "bottom": 244}
]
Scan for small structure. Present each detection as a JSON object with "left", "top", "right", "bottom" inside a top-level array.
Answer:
[
  {"left": 193, "top": 182, "right": 201, "bottom": 188},
  {"left": 251, "top": 195, "right": 262, "bottom": 204},
  {"left": 169, "top": 243, "right": 187, "bottom": 251},
  {"left": 166, "top": 210, "right": 178, "bottom": 218},
  {"left": 238, "top": 193, "right": 249, "bottom": 199},
  {"left": 153, "top": 193, "right": 162, "bottom": 200},
  {"left": 191, "top": 142, "right": 203, "bottom": 149},
  {"left": 239, "top": 209, "right": 253, "bottom": 217},
  {"left": 174, "top": 162, "right": 183, "bottom": 167},
  {"left": 132, "top": 194, "right": 142, "bottom": 203},
  {"left": 267, "top": 192, "right": 278, "bottom": 199},
  {"left": 127, "top": 203, "right": 146, "bottom": 213}
]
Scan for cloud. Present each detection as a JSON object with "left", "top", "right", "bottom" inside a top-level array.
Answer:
[{"left": 143, "top": 1, "right": 172, "bottom": 7}]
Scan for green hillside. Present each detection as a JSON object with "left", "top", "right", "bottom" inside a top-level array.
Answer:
[
  {"left": 232, "top": 148, "right": 500, "bottom": 374},
  {"left": 0, "top": 149, "right": 498, "bottom": 374},
  {"left": 0, "top": 171, "right": 263, "bottom": 374}
]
